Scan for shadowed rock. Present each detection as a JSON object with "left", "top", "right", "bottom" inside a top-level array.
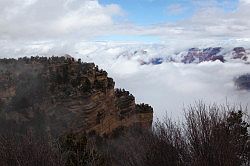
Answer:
[
  {"left": 0, "top": 56, "right": 153, "bottom": 137},
  {"left": 235, "top": 73, "right": 250, "bottom": 90}
]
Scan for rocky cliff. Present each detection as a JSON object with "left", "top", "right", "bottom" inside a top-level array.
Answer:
[{"left": 0, "top": 57, "right": 153, "bottom": 136}]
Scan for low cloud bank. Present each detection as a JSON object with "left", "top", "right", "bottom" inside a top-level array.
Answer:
[
  {"left": 72, "top": 43, "right": 250, "bottom": 119},
  {"left": 107, "top": 61, "right": 250, "bottom": 120},
  {"left": 1, "top": 42, "right": 250, "bottom": 119}
]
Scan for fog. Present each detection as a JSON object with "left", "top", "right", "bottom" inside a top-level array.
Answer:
[
  {"left": 1, "top": 41, "right": 250, "bottom": 120},
  {"left": 93, "top": 60, "right": 249, "bottom": 120},
  {"left": 66, "top": 42, "right": 250, "bottom": 119}
]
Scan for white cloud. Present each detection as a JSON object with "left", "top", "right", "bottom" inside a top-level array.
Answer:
[
  {"left": 1, "top": 0, "right": 250, "bottom": 48},
  {"left": 75, "top": 43, "right": 250, "bottom": 120},
  {"left": 109, "top": 60, "right": 250, "bottom": 120},
  {"left": 0, "top": 0, "right": 123, "bottom": 40},
  {"left": 163, "top": 0, "right": 250, "bottom": 41},
  {"left": 240, "top": 0, "right": 250, "bottom": 4},
  {"left": 1, "top": 39, "right": 250, "bottom": 119},
  {"left": 166, "top": 4, "right": 186, "bottom": 15},
  {"left": 115, "top": 0, "right": 250, "bottom": 44},
  {"left": 69, "top": 42, "right": 250, "bottom": 120}
]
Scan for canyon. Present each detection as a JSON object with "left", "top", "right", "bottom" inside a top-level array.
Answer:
[{"left": 0, "top": 57, "right": 153, "bottom": 137}]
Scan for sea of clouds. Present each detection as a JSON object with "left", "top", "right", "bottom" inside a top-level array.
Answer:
[
  {"left": 1, "top": 41, "right": 250, "bottom": 119},
  {"left": 112, "top": 61, "right": 250, "bottom": 120},
  {"left": 72, "top": 43, "right": 250, "bottom": 120},
  {"left": 1, "top": 40, "right": 250, "bottom": 120}
]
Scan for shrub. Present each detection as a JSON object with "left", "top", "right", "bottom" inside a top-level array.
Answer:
[
  {"left": 0, "top": 132, "right": 63, "bottom": 166},
  {"left": 59, "top": 133, "right": 108, "bottom": 166},
  {"left": 106, "top": 102, "right": 249, "bottom": 166}
]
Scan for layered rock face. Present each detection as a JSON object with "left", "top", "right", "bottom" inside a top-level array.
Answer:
[{"left": 0, "top": 57, "right": 153, "bottom": 136}]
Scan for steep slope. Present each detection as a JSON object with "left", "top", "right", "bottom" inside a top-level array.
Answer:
[{"left": 0, "top": 57, "right": 153, "bottom": 136}]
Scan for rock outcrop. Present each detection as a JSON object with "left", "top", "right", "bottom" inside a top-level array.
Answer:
[
  {"left": 233, "top": 47, "right": 248, "bottom": 60},
  {"left": 0, "top": 57, "right": 153, "bottom": 136},
  {"left": 235, "top": 74, "right": 250, "bottom": 90},
  {"left": 181, "top": 47, "right": 224, "bottom": 64}
]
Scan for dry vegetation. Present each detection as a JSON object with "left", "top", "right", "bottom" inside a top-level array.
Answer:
[
  {"left": 0, "top": 102, "right": 249, "bottom": 166},
  {"left": 106, "top": 102, "right": 250, "bottom": 166}
]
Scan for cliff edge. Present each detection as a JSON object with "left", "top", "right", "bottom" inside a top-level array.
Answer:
[{"left": 0, "top": 56, "right": 153, "bottom": 136}]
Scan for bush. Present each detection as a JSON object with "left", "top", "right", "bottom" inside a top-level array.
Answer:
[
  {"left": 106, "top": 102, "right": 250, "bottom": 166},
  {"left": 59, "top": 133, "right": 107, "bottom": 166},
  {"left": 0, "top": 102, "right": 248, "bottom": 166},
  {"left": 0, "top": 132, "right": 108, "bottom": 166},
  {"left": 0, "top": 132, "right": 63, "bottom": 166},
  {"left": 184, "top": 103, "right": 249, "bottom": 166}
]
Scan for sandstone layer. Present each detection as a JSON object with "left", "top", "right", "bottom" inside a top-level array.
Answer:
[{"left": 0, "top": 57, "right": 153, "bottom": 136}]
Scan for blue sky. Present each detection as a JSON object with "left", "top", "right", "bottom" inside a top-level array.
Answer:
[
  {"left": 98, "top": 0, "right": 240, "bottom": 42},
  {"left": 100, "top": 0, "right": 238, "bottom": 25},
  {"left": 100, "top": 0, "right": 193, "bottom": 25},
  {"left": 100, "top": 0, "right": 194, "bottom": 25}
]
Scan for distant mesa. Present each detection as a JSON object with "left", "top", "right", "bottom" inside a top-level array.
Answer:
[
  {"left": 233, "top": 47, "right": 248, "bottom": 60},
  {"left": 120, "top": 47, "right": 250, "bottom": 65},
  {"left": 181, "top": 47, "right": 224, "bottom": 64},
  {"left": 179, "top": 47, "right": 249, "bottom": 64}
]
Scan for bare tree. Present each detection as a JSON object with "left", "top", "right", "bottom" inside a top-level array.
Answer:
[{"left": 106, "top": 102, "right": 249, "bottom": 166}]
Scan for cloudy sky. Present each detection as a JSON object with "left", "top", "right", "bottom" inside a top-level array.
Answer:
[{"left": 1, "top": 0, "right": 250, "bottom": 44}]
